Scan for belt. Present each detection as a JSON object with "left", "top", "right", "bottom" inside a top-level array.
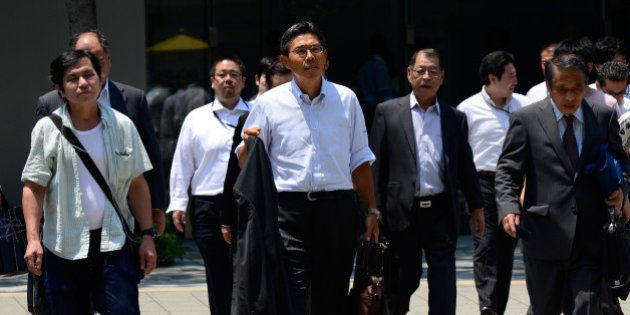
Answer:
[
  {"left": 280, "top": 190, "right": 355, "bottom": 201},
  {"left": 414, "top": 192, "right": 449, "bottom": 209},
  {"left": 477, "top": 170, "right": 496, "bottom": 177}
]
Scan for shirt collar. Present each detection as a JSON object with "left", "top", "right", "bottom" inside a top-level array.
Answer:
[
  {"left": 550, "top": 98, "right": 584, "bottom": 124},
  {"left": 58, "top": 102, "right": 112, "bottom": 129},
  {"left": 290, "top": 77, "right": 328, "bottom": 103},
  {"left": 481, "top": 85, "right": 512, "bottom": 111},
  {"left": 99, "top": 80, "right": 110, "bottom": 101},
  {"left": 212, "top": 97, "right": 248, "bottom": 113},
  {"left": 410, "top": 92, "right": 440, "bottom": 115}
]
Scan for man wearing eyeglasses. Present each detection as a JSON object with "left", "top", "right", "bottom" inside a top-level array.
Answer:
[
  {"left": 370, "top": 48, "right": 484, "bottom": 315},
  {"left": 238, "top": 21, "right": 379, "bottom": 314},
  {"left": 167, "top": 56, "right": 250, "bottom": 315},
  {"left": 457, "top": 51, "right": 529, "bottom": 315},
  {"left": 595, "top": 60, "right": 630, "bottom": 117}
]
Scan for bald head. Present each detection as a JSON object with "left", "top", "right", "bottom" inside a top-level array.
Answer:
[{"left": 73, "top": 32, "right": 112, "bottom": 82}]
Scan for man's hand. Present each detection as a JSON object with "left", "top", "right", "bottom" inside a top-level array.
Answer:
[
  {"left": 152, "top": 209, "right": 166, "bottom": 236},
  {"left": 171, "top": 210, "right": 186, "bottom": 233},
  {"left": 243, "top": 127, "right": 261, "bottom": 143},
  {"left": 238, "top": 127, "right": 261, "bottom": 167},
  {"left": 24, "top": 240, "right": 44, "bottom": 276},
  {"left": 221, "top": 226, "right": 232, "bottom": 245},
  {"left": 502, "top": 213, "right": 520, "bottom": 238},
  {"left": 139, "top": 236, "right": 157, "bottom": 276},
  {"left": 364, "top": 212, "right": 380, "bottom": 242},
  {"left": 605, "top": 188, "right": 624, "bottom": 217},
  {"left": 471, "top": 208, "right": 484, "bottom": 236}
]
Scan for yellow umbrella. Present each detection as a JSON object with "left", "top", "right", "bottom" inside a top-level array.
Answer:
[{"left": 148, "top": 34, "right": 208, "bottom": 52}]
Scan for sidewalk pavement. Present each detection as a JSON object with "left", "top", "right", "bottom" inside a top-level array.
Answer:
[{"left": 1, "top": 236, "right": 629, "bottom": 314}]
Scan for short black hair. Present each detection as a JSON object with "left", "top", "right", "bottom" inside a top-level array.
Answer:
[
  {"left": 210, "top": 55, "right": 247, "bottom": 77},
  {"left": 596, "top": 36, "right": 627, "bottom": 63},
  {"left": 50, "top": 50, "right": 102, "bottom": 91},
  {"left": 69, "top": 29, "right": 110, "bottom": 53},
  {"left": 479, "top": 51, "right": 515, "bottom": 85},
  {"left": 264, "top": 59, "right": 292, "bottom": 90},
  {"left": 408, "top": 48, "right": 444, "bottom": 70},
  {"left": 554, "top": 37, "right": 595, "bottom": 64},
  {"left": 545, "top": 54, "right": 588, "bottom": 89},
  {"left": 596, "top": 60, "right": 629, "bottom": 86},
  {"left": 255, "top": 56, "right": 275, "bottom": 77},
  {"left": 280, "top": 21, "right": 327, "bottom": 56}
]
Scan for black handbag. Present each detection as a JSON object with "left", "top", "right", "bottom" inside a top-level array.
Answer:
[
  {"left": 48, "top": 114, "right": 145, "bottom": 283},
  {"left": 27, "top": 271, "right": 49, "bottom": 315},
  {"left": 349, "top": 239, "right": 394, "bottom": 315},
  {"left": 0, "top": 187, "right": 27, "bottom": 275},
  {"left": 604, "top": 213, "right": 630, "bottom": 300}
]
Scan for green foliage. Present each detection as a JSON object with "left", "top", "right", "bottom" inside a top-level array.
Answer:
[{"left": 155, "top": 215, "right": 185, "bottom": 266}]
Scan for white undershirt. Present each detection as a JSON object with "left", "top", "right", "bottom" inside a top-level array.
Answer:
[{"left": 75, "top": 122, "right": 108, "bottom": 230}]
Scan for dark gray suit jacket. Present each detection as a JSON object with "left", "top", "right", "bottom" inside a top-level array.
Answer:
[
  {"left": 35, "top": 80, "right": 166, "bottom": 210},
  {"left": 370, "top": 95, "right": 483, "bottom": 234},
  {"left": 495, "top": 98, "right": 630, "bottom": 261}
]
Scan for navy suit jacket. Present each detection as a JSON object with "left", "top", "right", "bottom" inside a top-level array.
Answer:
[
  {"left": 35, "top": 80, "right": 166, "bottom": 210},
  {"left": 370, "top": 95, "right": 483, "bottom": 234}
]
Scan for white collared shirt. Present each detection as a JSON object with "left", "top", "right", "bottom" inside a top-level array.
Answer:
[
  {"left": 458, "top": 87, "right": 529, "bottom": 172},
  {"left": 410, "top": 93, "right": 445, "bottom": 196},
  {"left": 167, "top": 99, "right": 250, "bottom": 212},
  {"left": 240, "top": 78, "right": 374, "bottom": 192},
  {"left": 526, "top": 81, "right": 548, "bottom": 104},
  {"left": 550, "top": 99, "right": 584, "bottom": 155},
  {"left": 619, "top": 97, "right": 630, "bottom": 116},
  {"left": 98, "top": 80, "right": 111, "bottom": 108}
]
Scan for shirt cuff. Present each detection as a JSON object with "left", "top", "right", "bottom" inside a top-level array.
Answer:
[
  {"left": 350, "top": 147, "right": 376, "bottom": 172},
  {"left": 166, "top": 197, "right": 189, "bottom": 213}
]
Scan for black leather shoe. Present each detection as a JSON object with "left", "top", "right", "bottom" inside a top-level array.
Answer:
[{"left": 480, "top": 306, "right": 498, "bottom": 315}]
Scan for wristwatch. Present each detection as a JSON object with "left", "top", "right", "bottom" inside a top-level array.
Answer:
[{"left": 140, "top": 227, "right": 158, "bottom": 239}]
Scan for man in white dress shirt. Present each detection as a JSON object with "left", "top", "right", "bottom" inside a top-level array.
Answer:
[
  {"left": 595, "top": 60, "right": 630, "bottom": 116},
  {"left": 238, "top": 21, "right": 379, "bottom": 314},
  {"left": 458, "top": 51, "right": 530, "bottom": 315},
  {"left": 526, "top": 42, "right": 556, "bottom": 103},
  {"left": 168, "top": 56, "right": 250, "bottom": 315}
]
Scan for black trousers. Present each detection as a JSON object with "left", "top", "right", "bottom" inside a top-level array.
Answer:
[
  {"left": 277, "top": 191, "right": 359, "bottom": 315},
  {"left": 388, "top": 193, "right": 457, "bottom": 315},
  {"left": 473, "top": 174, "right": 518, "bottom": 314},
  {"left": 190, "top": 195, "right": 232, "bottom": 315},
  {"left": 525, "top": 217, "right": 604, "bottom": 314}
]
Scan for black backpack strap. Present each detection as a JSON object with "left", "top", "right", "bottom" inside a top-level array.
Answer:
[{"left": 48, "top": 114, "right": 135, "bottom": 239}]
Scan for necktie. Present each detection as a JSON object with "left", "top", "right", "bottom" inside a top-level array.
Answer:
[{"left": 562, "top": 115, "right": 579, "bottom": 170}]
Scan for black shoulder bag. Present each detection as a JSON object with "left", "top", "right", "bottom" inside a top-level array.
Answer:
[{"left": 48, "top": 114, "right": 145, "bottom": 283}]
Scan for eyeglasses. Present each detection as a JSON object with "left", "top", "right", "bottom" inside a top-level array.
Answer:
[
  {"left": 290, "top": 44, "right": 325, "bottom": 58},
  {"left": 410, "top": 67, "right": 441, "bottom": 78},
  {"left": 602, "top": 88, "right": 627, "bottom": 99},
  {"left": 214, "top": 71, "right": 242, "bottom": 79}
]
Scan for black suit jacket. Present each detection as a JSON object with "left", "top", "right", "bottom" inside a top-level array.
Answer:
[
  {"left": 495, "top": 98, "right": 630, "bottom": 261},
  {"left": 222, "top": 112, "right": 249, "bottom": 226},
  {"left": 370, "top": 95, "right": 483, "bottom": 234},
  {"left": 231, "top": 136, "right": 291, "bottom": 314},
  {"left": 35, "top": 80, "right": 166, "bottom": 210}
]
